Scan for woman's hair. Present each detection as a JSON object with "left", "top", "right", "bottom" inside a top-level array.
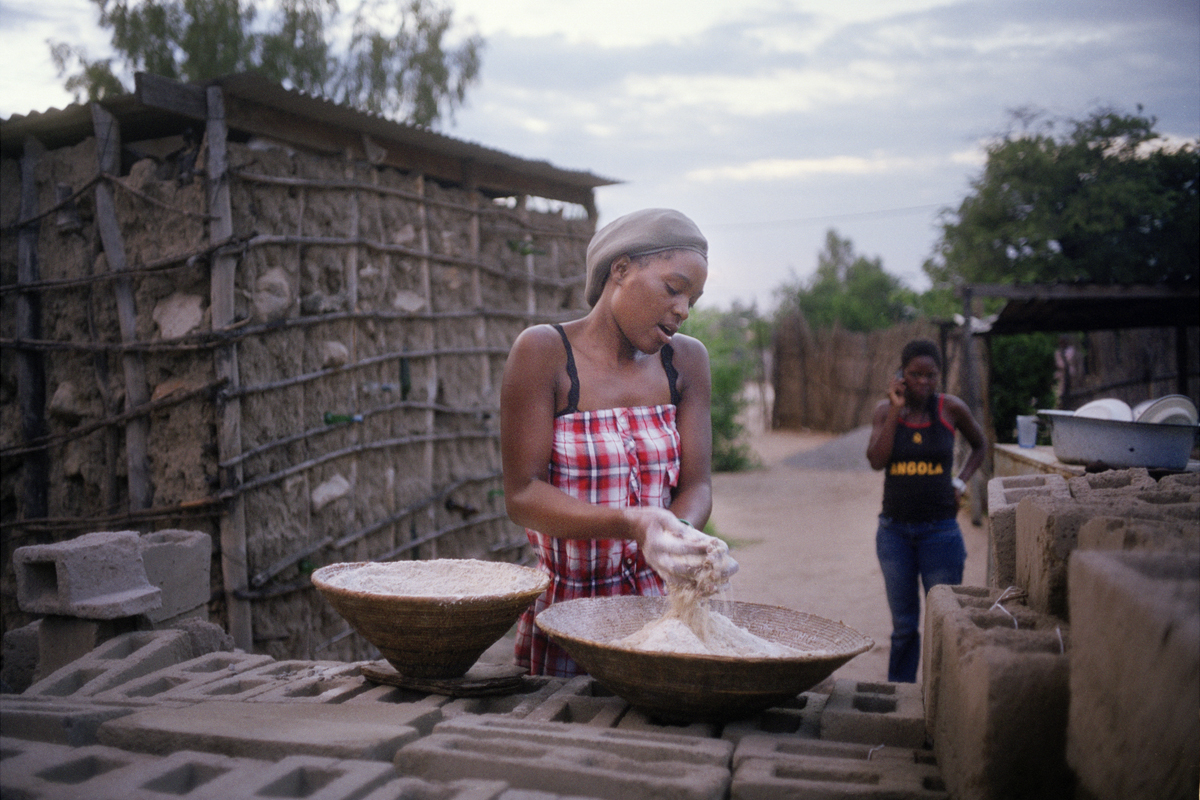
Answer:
[{"left": 900, "top": 339, "right": 942, "bottom": 370}]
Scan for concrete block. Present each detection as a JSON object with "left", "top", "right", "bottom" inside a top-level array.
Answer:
[
  {"left": 25, "top": 629, "right": 193, "bottom": 699},
  {"left": 0, "top": 738, "right": 148, "bottom": 799},
  {"left": 35, "top": 615, "right": 138, "bottom": 681},
  {"left": 432, "top": 715, "right": 734, "bottom": 767},
  {"left": 394, "top": 727, "right": 730, "bottom": 800},
  {"left": 440, "top": 675, "right": 562, "bottom": 718},
  {"left": 924, "top": 584, "right": 1072, "bottom": 800},
  {"left": 985, "top": 474, "right": 1070, "bottom": 590},
  {"left": 193, "top": 753, "right": 396, "bottom": 800},
  {"left": 361, "top": 777, "right": 509, "bottom": 800},
  {"left": 1077, "top": 514, "right": 1200, "bottom": 553},
  {"left": 730, "top": 735, "right": 946, "bottom": 798},
  {"left": 87, "top": 651, "right": 276, "bottom": 705},
  {"left": 245, "top": 661, "right": 374, "bottom": 704},
  {"left": 494, "top": 790, "right": 601, "bottom": 800},
  {"left": 0, "top": 696, "right": 136, "bottom": 746},
  {"left": 1066, "top": 467, "right": 1158, "bottom": 498},
  {"left": 732, "top": 755, "right": 947, "bottom": 799},
  {"left": 721, "top": 692, "right": 826, "bottom": 744},
  {"left": 163, "top": 659, "right": 366, "bottom": 703},
  {"left": 138, "top": 529, "right": 212, "bottom": 624},
  {"left": 522, "top": 676, "right": 630, "bottom": 727},
  {"left": 163, "top": 618, "right": 236, "bottom": 657},
  {"left": 1066, "top": 550, "right": 1199, "bottom": 800},
  {"left": 1016, "top": 492, "right": 1199, "bottom": 618},
  {"left": 921, "top": 584, "right": 995, "bottom": 740},
  {"left": 97, "top": 699, "right": 429, "bottom": 761},
  {"left": 615, "top": 706, "right": 720, "bottom": 737},
  {"left": 1158, "top": 471, "right": 1200, "bottom": 493},
  {"left": 14, "top": 530, "right": 162, "bottom": 618},
  {"left": 818, "top": 679, "right": 925, "bottom": 748},
  {"left": 732, "top": 734, "right": 934, "bottom": 768},
  {"left": 1, "top": 620, "right": 40, "bottom": 693},
  {"left": 66, "top": 748, "right": 257, "bottom": 800}
]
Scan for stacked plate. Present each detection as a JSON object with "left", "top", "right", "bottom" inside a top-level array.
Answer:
[
  {"left": 1075, "top": 395, "right": 1198, "bottom": 426},
  {"left": 1131, "top": 395, "right": 1199, "bottom": 426}
]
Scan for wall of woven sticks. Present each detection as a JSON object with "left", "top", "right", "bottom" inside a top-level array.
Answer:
[{"left": 1, "top": 100, "right": 595, "bottom": 661}]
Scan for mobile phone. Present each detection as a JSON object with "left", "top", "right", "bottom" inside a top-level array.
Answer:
[{"left": 895, "top": 370, "right": 904, "bottom": 381}]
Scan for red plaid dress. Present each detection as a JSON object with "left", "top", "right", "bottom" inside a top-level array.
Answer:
[{"left": 515, "top": 404, "right": 680, "bottom": 677}]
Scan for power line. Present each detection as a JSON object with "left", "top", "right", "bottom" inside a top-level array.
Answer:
[{"left": 704, "top": 203, "right": 947, "bottom": 230}]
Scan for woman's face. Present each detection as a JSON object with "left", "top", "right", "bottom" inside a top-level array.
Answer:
[
  {"left": 612, "top": 249, "right": 708, "bottom": 353},
  {"left": 901, "top": 355, "right": 940, "bottom": 404}
]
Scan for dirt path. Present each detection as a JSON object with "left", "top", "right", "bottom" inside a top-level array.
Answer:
[{"left": 711, "top": 425, "right": 989, "bottom": 684}]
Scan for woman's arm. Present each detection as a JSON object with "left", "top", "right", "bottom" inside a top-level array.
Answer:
[
  {"left": 866, "top": 375, "right": 905, "bottom": 470},
  {"left": 666, "top": 333, "right": 713, "bottom": 529},
  {"left": 944, "top": 394, "right": 988, "bottom": 484}
]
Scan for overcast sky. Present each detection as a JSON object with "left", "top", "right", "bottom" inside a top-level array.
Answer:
[{"left": 2, "top": 0, "right": 1197, "bottom": 310}]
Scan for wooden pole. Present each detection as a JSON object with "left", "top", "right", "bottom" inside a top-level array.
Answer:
[
  {"left": 16, "top": 136, "right": 49, "bottom": 526},
  {"left": 418, "top": 175, "right": 438, "bottom": 558},
  {"left": 960, "top": 288, "right": 983, "bottom": 526},
  {"left": 206, "top": 86, "right": 253, "bottom": 650},
  {"left": 91, "top": 104, "right": 152, "bottom": 512}
]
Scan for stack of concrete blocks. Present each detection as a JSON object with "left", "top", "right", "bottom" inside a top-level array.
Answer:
[
  {"left": 931, "top": 468, "right": 1200, "bottom": 800},
  {"left": 985, "top": 472, "right": 1071, "bottom": 591},
  {"left": 1015, "top": 470, "right": 1197, "bottom": 619},
  {"left": 923, "top": 584, "right": 1072, "bottom": 800},
  {"left": 5, "top": 529, "right": 216, "bottom": 690},
  {"left": 1, "top": 618, "right": 955, "bottom": 799}
]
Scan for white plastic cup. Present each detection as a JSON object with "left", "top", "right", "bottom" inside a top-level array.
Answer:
[{"left": 1016, "top": 415, "right": 1038, "bottom": 448}]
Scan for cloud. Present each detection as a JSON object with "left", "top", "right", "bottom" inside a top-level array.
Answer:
[{"left": 687, "top": 154, "right": 922, "bottom": 182}]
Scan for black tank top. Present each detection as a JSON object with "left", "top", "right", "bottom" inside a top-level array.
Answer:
[
  {"left": 552, "top": 323, "right": 681, "bottom": 417},
  {"left": 881, "top": 393, "right": 958, "bottom": 522}
]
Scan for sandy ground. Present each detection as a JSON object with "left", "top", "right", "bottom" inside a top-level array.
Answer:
[{"left": 711, "top": 423, "right": 989, "bottom": 684}]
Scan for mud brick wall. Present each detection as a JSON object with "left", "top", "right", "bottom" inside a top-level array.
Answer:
[{"left": 2, "top": 109, "right": 595, "bottom": 661}]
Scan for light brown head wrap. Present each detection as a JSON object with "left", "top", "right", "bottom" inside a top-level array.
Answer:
[{"left": 584, "top": 208, "right": 707, "bottom": 307}]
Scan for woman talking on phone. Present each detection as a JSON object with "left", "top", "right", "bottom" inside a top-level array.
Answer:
[{"left": 866, "top": 339, "right": 987, "bottom": 683}]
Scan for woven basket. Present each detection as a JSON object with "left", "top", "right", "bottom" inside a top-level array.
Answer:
[
  {"left": 535, "top": 595, "right": 873, "bottom": 722},
  {"left": 312, "top": 560, "right": 549, "bottom": 679}
]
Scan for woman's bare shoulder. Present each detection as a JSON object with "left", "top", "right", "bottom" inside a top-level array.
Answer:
[
  {"left": 510, "top": 323, "right": 564, "bottom": 357},
  {"left": 669, "top": 332, "right": 710, "bottom": 364}
]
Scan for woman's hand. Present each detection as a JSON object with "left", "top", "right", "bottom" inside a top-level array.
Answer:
[
  {"left": 887, "top": 372, "right": 906, "bottom": 408},
  {"left": 632, "top": 507, "right": 739, "bottom": 591}
]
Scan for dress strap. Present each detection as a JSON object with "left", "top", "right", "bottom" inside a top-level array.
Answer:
[
  {"left": 660, "top": 344, "right": 682, "bottom": 406},
  {"left": 552, "top": 324, "right": 681, "bottom": 414},
  {"left": 552, "top": 324, "right": 580, "bottom": 417}
]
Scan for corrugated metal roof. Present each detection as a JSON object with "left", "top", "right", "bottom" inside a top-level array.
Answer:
[
  {"left": 969, "top": 283, "right": 1200, "bottom": 334},
  {"left": 2, "top": 72, "right": 619, "bottom": 203},
  {"left": 214, "top": 73, "right": 618, "bottom": 192}
]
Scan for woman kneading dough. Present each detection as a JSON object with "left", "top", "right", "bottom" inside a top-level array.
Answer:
[{"left": 500, "top": 208, "right": 737, "bottom": 677}]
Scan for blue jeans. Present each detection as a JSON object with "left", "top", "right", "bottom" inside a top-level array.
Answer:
[{"left": 876, "top": 515, "right": 966, "bottom": 683}]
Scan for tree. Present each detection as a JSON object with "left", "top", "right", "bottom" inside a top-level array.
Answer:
[
  {"left": 924, "top": 107, "right": 1199, "bottom": 287},
  {"left": 49, "top": 0, "right": 483, "bottom": 127},
  {"left": 681, "top": 303, "right": 768, "bottom": 472},
  {"left": 777, "top": 229, "right": 916, "bottom": 332},
  {"left": 923, "top": 106, "right": 1199, "bottom": 442}
]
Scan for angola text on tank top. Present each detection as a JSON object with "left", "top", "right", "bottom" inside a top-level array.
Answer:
[
  {"left": 514, "top": 324, "right": 682, "bottom": 677},
  {"left": 881, "top": 392, "right": 958, "bottom": 522}
]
